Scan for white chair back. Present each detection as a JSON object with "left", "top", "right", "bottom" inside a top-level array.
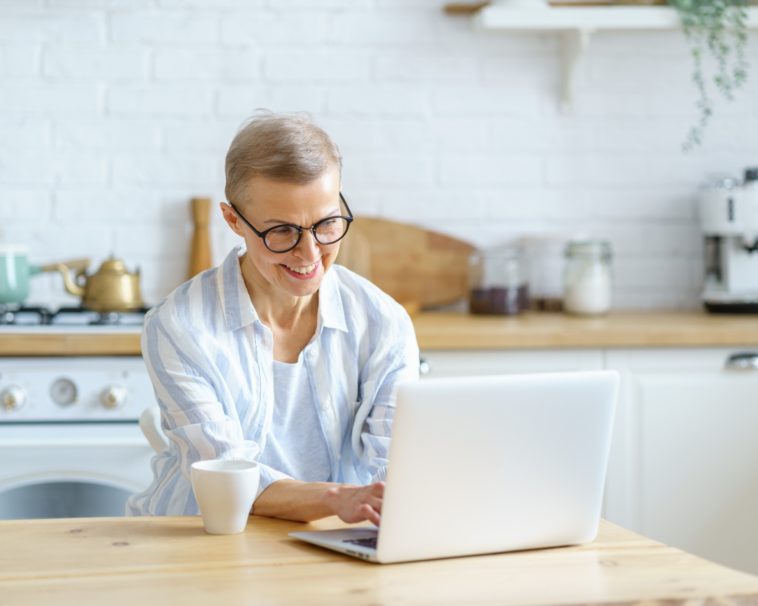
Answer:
[{"left": 139, "top": 406, "right": 169, "bottom": 453}]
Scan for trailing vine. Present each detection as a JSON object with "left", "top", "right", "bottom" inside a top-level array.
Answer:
[{"left": 669, "top": 0, "right": 749, "bottom": 150}]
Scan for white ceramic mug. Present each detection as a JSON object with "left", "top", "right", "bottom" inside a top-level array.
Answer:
[{"left": 190, "top": 459, "right": 260, "bottom": 535}]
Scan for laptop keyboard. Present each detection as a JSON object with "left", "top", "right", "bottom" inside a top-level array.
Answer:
[{"left": 343, "top": 536, "right": 377, "bottom": 550}]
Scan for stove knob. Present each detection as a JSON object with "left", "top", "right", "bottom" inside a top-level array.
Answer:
[
  {"left": 100, "top": 385, "right": 127, "bottom": 409},
  {"left": 1, "top": 385, "right": 27, "bottom": 411},
  {"left": 51, "top": 378, "right": 78, "bottom": 407}
]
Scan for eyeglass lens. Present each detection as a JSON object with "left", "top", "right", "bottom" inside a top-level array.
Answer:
[{"left": 265, "top": 217, "right": 350, "bottom": 252}]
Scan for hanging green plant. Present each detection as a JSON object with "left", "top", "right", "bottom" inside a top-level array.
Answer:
[{"left": 668, "top": 0, "right": 749, "bottom": 151}]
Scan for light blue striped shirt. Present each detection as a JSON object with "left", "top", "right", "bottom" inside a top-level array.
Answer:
[{"left": 126, "top": 246, "right": 419, "bottom": 516}]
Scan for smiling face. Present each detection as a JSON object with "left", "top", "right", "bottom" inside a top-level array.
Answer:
[{"left": 221, "top": 168, "right": 344, "bottom": 302}]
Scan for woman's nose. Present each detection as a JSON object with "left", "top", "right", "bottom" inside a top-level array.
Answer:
[{"left": 294, "top": 229, "right": 321, "bottom": 260}]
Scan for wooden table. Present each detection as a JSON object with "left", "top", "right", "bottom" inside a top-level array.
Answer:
[{"left": 2, "top": 516, "right": 758, "bottom": 605}]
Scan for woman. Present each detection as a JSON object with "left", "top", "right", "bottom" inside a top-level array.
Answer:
[{"left": 126, "top": 112, "right": 419, "bottom": 526}]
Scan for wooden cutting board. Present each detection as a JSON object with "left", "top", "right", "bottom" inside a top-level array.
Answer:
[{"left": 337, "top": 217, "right": 475, "bottom": 311}]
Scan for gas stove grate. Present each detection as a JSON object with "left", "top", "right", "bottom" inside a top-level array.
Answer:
[
  {"left": 0, "top": 305, "right": 55, "bottom": 326},
  {"left": 0, "top": 305, "right": 149, "bottom": 327}
]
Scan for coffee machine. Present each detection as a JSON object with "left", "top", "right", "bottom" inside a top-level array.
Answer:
[{"left": 699, "top": 168, "right": 758, "bottom": 313}]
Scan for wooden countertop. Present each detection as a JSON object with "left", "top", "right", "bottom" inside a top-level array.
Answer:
[
  {"left": 1, "top": 311, "right": 758, "bottom": 356},
  {"left": 413, "top": 311, "right": 758, "bottom": 350},
  {"left": 0, "top": 329, "right": 141, "bottom": 356},
  {"left": 2, "top": 516, "right": 758, "bottom": 605}
]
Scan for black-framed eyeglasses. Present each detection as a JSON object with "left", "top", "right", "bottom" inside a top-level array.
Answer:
[{"left": 228, "top": 193, "right": 354, "bottom": 253}]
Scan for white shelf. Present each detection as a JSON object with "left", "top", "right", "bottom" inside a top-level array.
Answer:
[
  {"left": 473, "top": 6, "right": 758, "bottom": 110},
  {"left": 474, "top": 6, "right": 758, "bottom": 31}
]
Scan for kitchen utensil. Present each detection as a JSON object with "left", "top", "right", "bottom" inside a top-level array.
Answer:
[
  {"left": 0, "top": 246, "right": 89, "bottom": 306},
  {"left": 54, "top": 256, "right": 143, "bottom": 313},
  {"left": 337, "top": 217, "right": 475, "bottom": 310},
  {"left": 188, "top": 197, "right": 213, "bottom": 279}
]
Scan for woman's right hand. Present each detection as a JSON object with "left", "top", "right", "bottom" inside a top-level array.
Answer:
[{"left": 323, "top": 481, "right": 384, "bottom": 526}]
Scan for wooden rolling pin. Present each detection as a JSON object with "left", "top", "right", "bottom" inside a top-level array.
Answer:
[{"left": 188, "top": 197, "right": 213, "bottom": 279}]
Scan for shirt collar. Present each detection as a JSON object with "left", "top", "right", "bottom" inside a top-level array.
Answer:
[
  {"left": 317, "top": 265, "right": 348, "bottom": 333},
  {"left": 220, "top": 245, "right": 347, "bottom": 333},
  {"left": 219, "top": 246, "right": 259, "bottom": 331}
]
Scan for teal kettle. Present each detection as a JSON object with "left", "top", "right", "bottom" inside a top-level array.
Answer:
[{"left": 0, "top": 245, "right": 89, "bottom": 306}]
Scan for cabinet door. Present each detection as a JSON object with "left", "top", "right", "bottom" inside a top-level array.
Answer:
[
  {"left": 419, "top": 349, "right": 604, "bottom": 378},
  {"left": 605, "top": 348, "right": 758, "bottom": 575}
]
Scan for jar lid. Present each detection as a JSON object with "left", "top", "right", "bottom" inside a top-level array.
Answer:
[
  {"left": 481, "top": 244, "right": 522, "bottom": 256},
  {"left": 470, "top": 245, "right": 523, "bottom": 263},
  {"left": 564, "top": 240, "right": 612, "bottom": 258}
]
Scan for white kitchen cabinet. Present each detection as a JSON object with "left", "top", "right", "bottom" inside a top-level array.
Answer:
[{"left": 604, "top": 347, "right": 758, "bottom": 575}]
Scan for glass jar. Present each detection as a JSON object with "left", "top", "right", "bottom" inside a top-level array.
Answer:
[
  {"left": 468, "top": 246, "right": 529, "bottom": 315},
  {"left": 521, "top": 235, "right": 568, "bottom": 312},
  {"left": 563, "top": 240, "right": 613, "bottom": 316}
]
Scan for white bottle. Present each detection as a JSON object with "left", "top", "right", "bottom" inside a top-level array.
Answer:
[{"left": 563, "top": 240, "right": 613, "bottom": 316}]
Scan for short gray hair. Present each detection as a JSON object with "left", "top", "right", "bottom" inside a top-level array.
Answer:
[{"left": 224, "top": 111, "right": 342, "bottom": 205}]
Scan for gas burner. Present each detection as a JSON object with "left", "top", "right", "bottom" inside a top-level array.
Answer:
[
  {"left": 0, "top": 305, "right": 55, "bottom": 326},
  {"left": 90, "top": 311, "right": 126, "bottom": 326},
  {"left": 0, "top": 307, "right": 13, "bottom": 325}
]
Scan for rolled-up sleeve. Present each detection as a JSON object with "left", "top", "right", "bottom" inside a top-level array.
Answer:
[
  {"left": 145, "top": 317, "right": 254, "bottom": 468},
  {"left": 352, "top": 306, "right": 420, "bottom": 481}
]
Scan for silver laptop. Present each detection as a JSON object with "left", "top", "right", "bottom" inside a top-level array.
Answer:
[{"left": 290, "top": 370, "right": 619, "bottom": 564}]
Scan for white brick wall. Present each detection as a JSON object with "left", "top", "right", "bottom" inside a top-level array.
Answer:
[{"left": 1, "top": 1, "right": 757, "bottom": 310}]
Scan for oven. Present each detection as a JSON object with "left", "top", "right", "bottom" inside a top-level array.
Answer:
[{"left": 0, "top": 306, "right": 156, "bottom": 519}]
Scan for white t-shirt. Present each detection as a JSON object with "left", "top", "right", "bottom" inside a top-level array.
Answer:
[{"left": 260, "top": 358, "right": 332, "bottom": 483}]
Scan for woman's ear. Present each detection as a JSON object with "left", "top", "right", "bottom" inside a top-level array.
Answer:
[{"left": 220, "top": 202, "right": 245, "bottom": 237}]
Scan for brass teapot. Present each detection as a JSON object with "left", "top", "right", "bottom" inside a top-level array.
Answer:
[{"left": 55, "top": 256, "right": 143, "bottom": 313}]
